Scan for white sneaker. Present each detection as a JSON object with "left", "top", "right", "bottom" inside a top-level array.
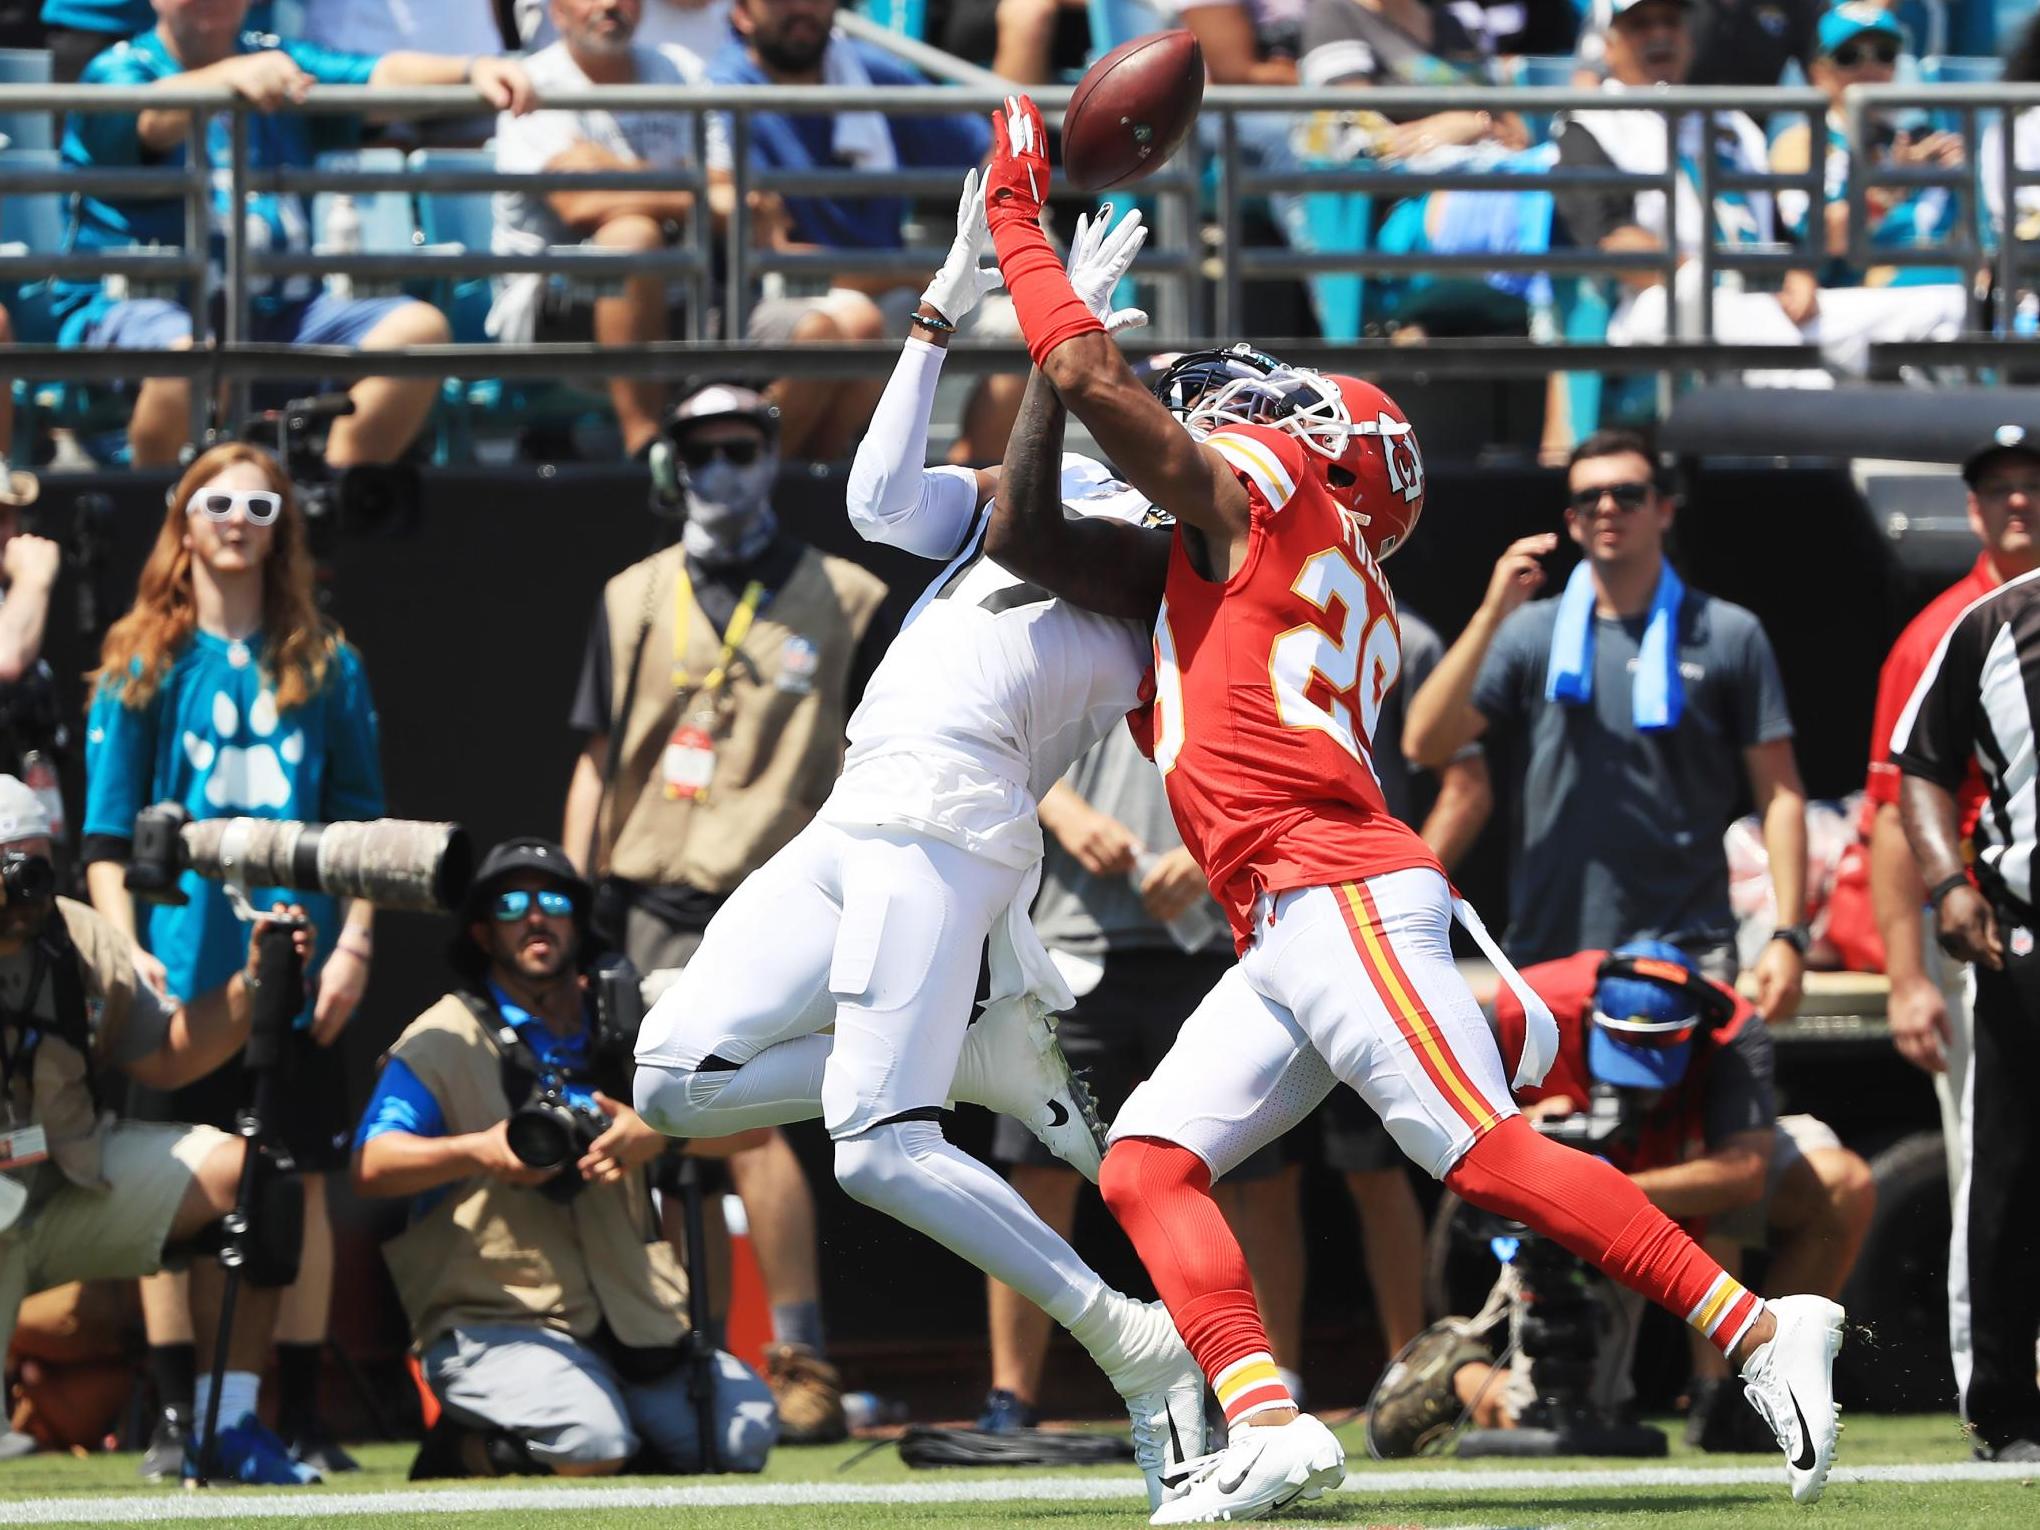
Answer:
[
  {"left": 1739, "top": 1294, "right": 1845, "bottom": 1504},
  {"left": 950, "top": 994, "right": 1107, "bottom": 1181},
  {"left": 1094, "top": 1298, "right": 1210, "bottom": 1512},
  {"left": 1149, "top": 1412, "right": 1345, "bottom": 1525}
]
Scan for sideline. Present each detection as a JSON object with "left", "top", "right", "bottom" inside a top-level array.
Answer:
[{"left": 0, "top": 1460, "right": 2029, "bottom": 1523}]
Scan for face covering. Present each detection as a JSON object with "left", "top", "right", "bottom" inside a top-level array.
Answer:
[{"left": 680, "top": 452, "right": 779, "bottom": 567}]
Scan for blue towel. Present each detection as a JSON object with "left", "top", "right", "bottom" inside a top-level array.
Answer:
[{"left": 1543, "top": 559, "right": 1686, "bottom": 731}]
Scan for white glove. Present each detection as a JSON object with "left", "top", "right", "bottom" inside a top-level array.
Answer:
[
  {"left": 919, "top": 167, "right": 1004, "bottom": 327},
  {"left": 1065, "top": 202, "right": 1149, "bottom": 334}
]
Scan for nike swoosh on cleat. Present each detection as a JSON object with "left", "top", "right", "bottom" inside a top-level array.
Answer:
[
  {"left": 1218, "top": 1461, "right": 1253, "bottom": 1494},
  {"left": 1788, "top": 1387, "right": 1816, "bottom": 1471},
  {"left": 1046, "top": 1099, "right": 1069, "bottom": 1127},
  {"left": 1157, "top": 1465, "right": 1196, "bottom": 1490}
]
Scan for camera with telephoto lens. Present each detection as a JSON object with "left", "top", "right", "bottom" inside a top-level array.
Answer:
[
  {"left": 0, "top": 851, "right": 55, "bottom": 907},
  {"left": 125, "top": 802, "right": 471, "bottom": 914},
  {"left": 504, "top": 953, "right": 646, "bottom": 1198}
]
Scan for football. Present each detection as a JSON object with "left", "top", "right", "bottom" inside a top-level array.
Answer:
[{"left": 1061, "top": 30, "right": 1206, "bottom": 193}]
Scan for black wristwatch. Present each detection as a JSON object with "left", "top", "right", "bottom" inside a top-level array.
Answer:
[{"left": 1768, "top": 924, "right": 1810, "bottom": 956}]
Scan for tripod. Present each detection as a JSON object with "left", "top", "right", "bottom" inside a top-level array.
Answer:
[
  {"left": 671, "top": 1152, "right": 721, "bottom": 1475},
  {"left": 194, "top": 919, "right": 303, "bottom": 1486}
]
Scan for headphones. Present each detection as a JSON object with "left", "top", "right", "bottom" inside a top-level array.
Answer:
[{"left": 1593, "top": 951, "right": 1739, "bottom": 1033}]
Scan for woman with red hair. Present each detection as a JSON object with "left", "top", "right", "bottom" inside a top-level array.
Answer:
[{"left": 82, "top": 442, "right": 384, "bottom": 1482}]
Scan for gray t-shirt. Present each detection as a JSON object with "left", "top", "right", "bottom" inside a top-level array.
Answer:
[
  {"left": 1471, "top": 586, "right": 1793, "bottom": 964},
  {"left": 1031, "top": 724, "right": 1219, "bottom": 957}
]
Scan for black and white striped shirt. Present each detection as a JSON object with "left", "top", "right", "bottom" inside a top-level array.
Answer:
[{"left": 1891, "top": 568, "right": 2040, "bottom": 913}]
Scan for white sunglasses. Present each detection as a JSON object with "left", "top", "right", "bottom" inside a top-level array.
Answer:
[{"left": 186, "top": 488, "right": 283, "bottom": 525}]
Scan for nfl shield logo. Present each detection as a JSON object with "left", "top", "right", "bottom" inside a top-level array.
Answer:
[
  {"left": 2013, "top": 927, "right": 2034, "bottom": 958},
  {"left": 778, "top": 635, "right": 820, "bottom": 695}
]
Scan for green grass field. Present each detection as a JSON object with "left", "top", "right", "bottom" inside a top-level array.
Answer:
[{"left": 0, "top": 1414, "right": 2031, "bottom": 1529}]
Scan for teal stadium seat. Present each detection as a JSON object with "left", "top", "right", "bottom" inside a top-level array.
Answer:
[
  {"left": 408, "top": 146, "right": 608, "bottom": 461},
  {"left": 0, "top": 47, "right": 52, "bottom": 154}
]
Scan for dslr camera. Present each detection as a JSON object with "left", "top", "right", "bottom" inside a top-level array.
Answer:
[
  {"left": 503, "top": 953, "right": 647, "bottom": 1197},
  {"left": 0, "top": 849, "right": 55, "bottom": 908}
]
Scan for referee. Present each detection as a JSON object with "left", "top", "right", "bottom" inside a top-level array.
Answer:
[{"left": 1891, "top": 424, "right": 2040, "bottom": 1464}]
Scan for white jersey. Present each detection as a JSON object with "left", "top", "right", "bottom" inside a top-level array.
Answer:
[{"left": 820, "top": 455, "right": 1153, "bottom": 870}]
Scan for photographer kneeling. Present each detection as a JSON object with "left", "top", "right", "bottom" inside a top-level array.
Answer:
[
  {"left": 353, "top": 838, "right": 775, "bottom": 1478},
  {"left": 1372, "top": 942, "right": 1874, "bottom": 1455},
  {"left": 0, "top": 776, "right": 313, "bottom": 1483}
]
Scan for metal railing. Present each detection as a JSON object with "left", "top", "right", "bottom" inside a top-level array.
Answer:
[
  {"left": 0, "top": 77, "right": 2035, "bottom": 415},
  {"left": 1845, "top": 82, "right": 2040, "bottom": 336}
]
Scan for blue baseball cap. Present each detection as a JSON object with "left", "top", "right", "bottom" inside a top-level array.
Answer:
[
  {"left": 1589, "top": 940, "right": 1704, "bottom": 1090},
  {"left": 1818, "top": 3, "right": 1907, "bottom": 57}
]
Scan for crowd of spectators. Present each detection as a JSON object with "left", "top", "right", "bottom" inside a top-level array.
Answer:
[
  {"left": 0, "top": 0, "right": 2032, "bottom": 1484},
  {"left": 0, "top": 0, "right": 2030, "bottom": 467}
]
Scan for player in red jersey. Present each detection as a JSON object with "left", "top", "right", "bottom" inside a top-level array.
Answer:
[{"left": 980, "top": 95, "right": 1846, "bottom": 1523}]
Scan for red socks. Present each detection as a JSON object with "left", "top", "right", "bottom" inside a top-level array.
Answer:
[
  {"left": 1099, "top": 1137, "right": 1295, "bottom": 1425},
  {"left": 1445, "top": 1117, "right": 1764, "bottom": 1357}
]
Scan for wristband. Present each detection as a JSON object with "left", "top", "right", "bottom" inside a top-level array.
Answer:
[
  {"left": 1927, "top": 871, "right": 1972, "bottom": 909},
  {"left": 989, "top": 212, "right": 1105, "bottom": 369},
  {"left": 912, "top": 308, "right": 957, "bottom": 334}
]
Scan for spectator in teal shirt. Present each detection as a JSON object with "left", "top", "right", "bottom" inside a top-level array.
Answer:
[
  {"left": 57, "top": 0, "right": 537, "bottom": 469},
  {"left": 83, "top": 440, "right": 386, "bottom": 1478}
]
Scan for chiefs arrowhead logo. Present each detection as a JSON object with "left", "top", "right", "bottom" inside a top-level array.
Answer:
[{"left": 1381, "top": 412, "right": 1424, "bottom": 504}]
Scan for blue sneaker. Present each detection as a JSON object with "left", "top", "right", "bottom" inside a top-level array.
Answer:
[
  {"left": 975, "top": 1388, "right": 1040, "bottom": 1434},
  {"left": 184, "top": 1411, "right": 322, "bottom": 1485}
]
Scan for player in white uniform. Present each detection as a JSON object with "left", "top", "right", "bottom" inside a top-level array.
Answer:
[{"left": 633, "top": 177, "right": 1207, "bottom": 1505}]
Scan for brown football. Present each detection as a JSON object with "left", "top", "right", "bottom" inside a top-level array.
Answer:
[{"left": 1061, "top": 30, "right": 1205, "bottom": 193}]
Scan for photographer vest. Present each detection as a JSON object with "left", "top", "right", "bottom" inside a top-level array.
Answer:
[
  {"left": 377, "top": 994, "right": 688, "bottom": 1352},
  {"left": 597, "top": 543, "right": 885, "bottom": 894},
  {"left": 1, "top": 898, "right": 137, "bottom": 1194}
]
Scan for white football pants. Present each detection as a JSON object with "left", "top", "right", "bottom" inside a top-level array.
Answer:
[
  {"left": 633, "top": 818, "right": 1107, "bottom": 1327},
  {"left": 1112, "top": 867, "right": 1521, "bottom": 1182}
]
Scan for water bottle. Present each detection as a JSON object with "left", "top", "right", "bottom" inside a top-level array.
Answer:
[
  {"left": 1130, "top": 849, "right": 1223, "bottom": 954},
  {"left": 325, "top": 192, "right": 360, "bottom": 302},
  {"left": 20, "top": 751, "right": 64, "bottom": 844},
  {"left": 2015, "top": 291, "right": 2039, "bottom": 339},
  {"left": 841, "top": 1390, "right": 907, "bottom": 1431}
]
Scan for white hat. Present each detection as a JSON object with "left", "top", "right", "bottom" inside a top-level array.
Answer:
[{"left": 0, "top": 776, "right": 53, "bottom": 845}]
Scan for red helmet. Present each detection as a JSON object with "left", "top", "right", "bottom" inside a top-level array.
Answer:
[{"left": 1320, "top": 375, "right": 1426, "bottom": 561}]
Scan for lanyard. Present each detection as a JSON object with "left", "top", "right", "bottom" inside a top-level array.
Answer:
[{"left": 671, "top": 565, "right": 768, "bottom": 702}]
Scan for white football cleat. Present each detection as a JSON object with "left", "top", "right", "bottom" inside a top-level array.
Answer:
[
  {"left": 1739, "top": 1294, "right": 1845, "bottom": 1504},
  {"left": 1148, "top": 1412, "right": 1345, "bottom": 1525},
  {"left": 1091, "top": 1298, "right": 1210, "bottom": 1512},
  {"left": 949, "top": 994, "right": 1107, "bottom": 1181}
]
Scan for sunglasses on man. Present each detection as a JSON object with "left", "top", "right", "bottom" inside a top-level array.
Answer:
[
  {"left": 1566, "top": 481, "right": 1653, "bottom": 514},
  {"left": 493, "top": 888, "right": 577, "bottom": 922},
  {"left": 1831, "top": 39, "right": 1899, "bottom": 67},
  {"left": 678, "top": 439, "right": 764, "bottom": 470},
  {"left": 186, "top": 489, "right": 283, "bottom": 526}
]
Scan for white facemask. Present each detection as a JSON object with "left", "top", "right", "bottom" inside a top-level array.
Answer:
[{"left": 680, "top": 452, "right": 778, "bottom": 566}]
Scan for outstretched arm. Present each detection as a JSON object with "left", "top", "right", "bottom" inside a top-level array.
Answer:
[
  {"left": 985, "top": 204, "right": 1169, "bottom": 620},
  {"left": 844, "top": 170, "right": 1002, "bottom": 558},
  {"left": 982, "top": 98, "right": 1251, "bottom": 561},
  {"left": 987, "top": 366, "right": 1170, "bottom": 620}
]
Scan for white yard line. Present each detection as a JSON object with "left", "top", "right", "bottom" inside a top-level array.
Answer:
[{"left": 0, "top": 1460, "right": 2028, "bottom": 1523}]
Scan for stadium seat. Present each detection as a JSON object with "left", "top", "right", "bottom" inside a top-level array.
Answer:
[
  {"left": 407, "top": 147, "right": 609, "bottom": 463},
  {"left": 852, "top": 0, "right": 929, "bottom": 42},
  {"left": 310, "top": 149, "right": 421, "bottom": 302},
  {"left": 0, "top": 47, "right": 53, "bottom": 155}
]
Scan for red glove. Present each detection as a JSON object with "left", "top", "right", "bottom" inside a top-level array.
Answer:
[
  {"left": 986, "top": 94, "right": 1104, "bottom": 369},
  {"left": 985, "top": 94, "right": 1052, "bottom": 233}
]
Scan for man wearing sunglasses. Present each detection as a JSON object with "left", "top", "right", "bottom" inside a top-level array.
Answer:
[
  {"left": 1372, "top": 939, "right": 1871, "bottom": 1454},
  {"left": 354, "top": 836, "right": 777, "bottom": 1479},
  {"left": 1408, "top": 429, "right": 1811, "bottom": 1023},
  {"left": 1768, "top": 5, "right": 1965, "bottom": 311},
  {"left": 563, "top": 380, "right": 889, "bottom": 1445}
]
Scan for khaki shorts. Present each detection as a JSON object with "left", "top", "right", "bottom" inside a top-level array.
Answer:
[
  {"left": 1714, "top": 1113, "right": 1844, "bottom": 1249},
  {"left": 0, "top": 1122, "right": 229, "bottom": 1356}
]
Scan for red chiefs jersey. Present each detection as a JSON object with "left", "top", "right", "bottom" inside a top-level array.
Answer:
[
  {"left": 1493, "top": 950, "right": 1757, "bottom": 1178},
  {"left": 1150, "top": 422, "right": 1441, "bottom": 950}
]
